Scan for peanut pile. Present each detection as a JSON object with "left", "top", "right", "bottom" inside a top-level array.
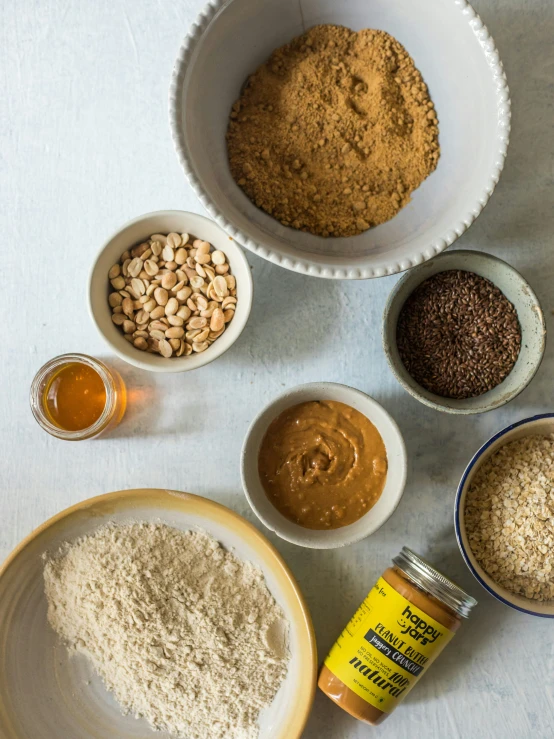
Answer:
[{"left": 108, "top": 233, "right": 236, "bottom": 358}]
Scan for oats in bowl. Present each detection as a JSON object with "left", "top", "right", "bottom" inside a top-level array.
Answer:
[{"left": 464, "top": 434, "right": 554, "bottom": 602}]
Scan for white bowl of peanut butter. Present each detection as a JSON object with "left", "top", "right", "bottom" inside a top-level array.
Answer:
[{"left": 241, "top": 383, "right": 407, "bottom": 548}]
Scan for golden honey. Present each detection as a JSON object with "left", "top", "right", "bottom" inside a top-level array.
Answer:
[
  {"left": 43, "top": 363, "right": 107, "bottom": 431},
  {"left": 31, "top": 354, "right": 126, "bottom": 440}
]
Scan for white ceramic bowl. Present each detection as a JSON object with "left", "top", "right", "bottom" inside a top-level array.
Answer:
[
  {"left": 170, "top": 0, "right": 510, "bottom": 279},
  {"left": 241, "top": 383, "right": 407, "bottom": 548},
  {"left": 455, "top": 415, "right": 554, "bottom": 618},
  {"left": 89, "top": 211, "right": 253, "bottom": 372},
  {"left": 383, "top": 250, "right": 546, "bottom": 414},
  {"left": 0, "top": 490, "right": 317, "bottom": 738}
]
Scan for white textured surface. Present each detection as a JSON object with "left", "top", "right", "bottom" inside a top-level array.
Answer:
[{"left": 0, "top": 1, "right": 553, "bottom": 737}]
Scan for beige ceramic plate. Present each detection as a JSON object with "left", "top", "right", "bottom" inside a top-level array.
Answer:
[{"left": 0, "top": 490, "right": 317, "bottom": 739}]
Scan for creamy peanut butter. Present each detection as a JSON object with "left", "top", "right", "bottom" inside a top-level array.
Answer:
[{"left": 257, "top": 400, "right": 387, "bottom": 529}]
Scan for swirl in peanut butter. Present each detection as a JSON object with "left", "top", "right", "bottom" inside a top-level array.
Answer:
[{"left": 258, "top": 400, "right": 387, "bottom": 529}]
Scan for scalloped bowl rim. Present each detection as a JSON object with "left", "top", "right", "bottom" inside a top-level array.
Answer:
[{"left": 169, "top": 0, "right": 511, "bottom": 279}]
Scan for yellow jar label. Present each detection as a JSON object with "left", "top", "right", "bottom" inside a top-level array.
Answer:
[{"left": 323, "top": 577, "right": 455, "bottom": 713}]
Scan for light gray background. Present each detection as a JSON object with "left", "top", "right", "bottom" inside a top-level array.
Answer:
[{"left": 1, "top": 0, "right": 553, "bottom": 737}]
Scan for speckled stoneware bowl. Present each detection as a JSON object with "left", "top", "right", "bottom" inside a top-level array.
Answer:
[
  {"left": 170, "top": 0, "right": 510, "bottom": 279},
  {"left": 241, "top": 383, "right": 407, "bottom": 548},
  {"left": 382, "top": 250, "right": 546, "bottom": 414},
  {"left": 455, "top": 414, "right": 554, "bottom": 617},
  {"left": 0, "top": 490, "right": 316, "bottom": 739}
]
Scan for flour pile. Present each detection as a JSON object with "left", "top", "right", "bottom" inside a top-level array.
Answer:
[{"left": 43, "top": 523, "right": 290, "bottom": 739}]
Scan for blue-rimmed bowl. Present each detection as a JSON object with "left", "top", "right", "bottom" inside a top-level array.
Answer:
[{"left": 455, "top": 414, "right": 554, "bottom": 617}]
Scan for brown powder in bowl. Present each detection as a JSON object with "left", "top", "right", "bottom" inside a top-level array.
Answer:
[{"left": 226, "top": 24, "right": 439, "bottom": 238}]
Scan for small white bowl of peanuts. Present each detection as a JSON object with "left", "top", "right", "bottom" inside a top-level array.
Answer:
[{"left": 89, "top": 211, "right": 253, "bottom": 372}]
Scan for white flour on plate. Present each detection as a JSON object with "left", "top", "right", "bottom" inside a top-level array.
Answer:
[{"left": 43, "top": 523, "right": 290, "bottom": 739}]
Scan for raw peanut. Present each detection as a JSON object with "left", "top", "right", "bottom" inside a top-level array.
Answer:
[
  {"left": 165, "top": 297, "right": 179, "bottom": 316},
  {"left": 177, "top": 287, "right": 192, "bottom": 302},
  {"left": 167, "top": 315, "right": 184, "bottom": 327},
  {"left": 159, "top": 339, "right": 173, "bottom": 358},
  {"left": 190, "top": 276, "right": 205, "bottom": 289},
  {"left": 165, "top": 327, "right": 185, "bottom": 339},
  {"left": 150, "top": 305, "right": 165, "bottom": 320},
  {"left": 195, "top": 240, "right": 211, "bottom": 255},
  {"left": 162, "top": 244, "right": 175, "bottom": 262},
  {"left": 112, "top": 313, "right": 126, "bottom": 326},
  {"left": 123, "top": 320, "right": 136, "bottom": 334},
  {"left": 144, "top": 259, "right": 159, "bottom": 276},
  {"left": 188, "top": 316, "right": 207, "bottom": 330},
  {"left": 175, "top": 248, "right": 188, "bottom": 265},
  {"left": 128, "top": 258, "right": 143, "bottom": 277},
  {"left": 154, "top": 287, "right": 169, "bottom": 306},
  {"left": 122, "top": 298, "right": 134, "bottom": 317},
  {"left": 176, "top": 306, "right": 192, "bottom": 321},
  {"left": 171, "top": 280, "right": 186, "bottom": 294},
  {"left": 144, "top": 299, "right": 157, "bottom": 313},
  {"left": 211, "top": 250, "right": 226, "bottom": 265},
  {"left": 111, "top": 276, "right": 125, "bottom": 290},
  {"left": 213, "top": 276, "right": 229, "bottom": 298},
  {"left": 108, "top": 264, "right": 121, "bottom": 279},
  {"left": 109, "top": 292, "right": 123, "bottom": 308},
  {"left": 161, "top": 272, "right": 177, "bottom": 290},
  {"left": 133, "top": 337, "right": 148, "bottom": 350},
  {"left": 210, "top": 308, "right": 225, "bottom": 332},
  {"left": 167, "top": 232, "right": 181, "bottom": 249},
  {"left": 195, "top": 328, "right": 210, "bottom": 343},
  {"left": 135, "top": 309, "right": 149, "bottom": 325}
]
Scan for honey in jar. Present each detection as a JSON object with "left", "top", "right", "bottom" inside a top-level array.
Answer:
[
  {"left": 30, "top": 354, "right": 126, "bottom": 440},
  {"left": 318, "top": 547, "right": 477, "bottom": 724},
  {"left": 44, "top": 363, "right": 107, "bottom": 431}
]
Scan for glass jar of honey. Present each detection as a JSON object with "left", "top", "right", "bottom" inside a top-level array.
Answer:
[
  {"left": 318, "top": 547, "right": 477, "bottom": 725},
  {"left": 30, "top": 354, "right": 126, "bottom": 440}
]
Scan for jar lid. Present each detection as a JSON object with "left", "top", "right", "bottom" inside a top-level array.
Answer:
[{"left": 393, "top": 547, "right": 477, "bottom": 619}]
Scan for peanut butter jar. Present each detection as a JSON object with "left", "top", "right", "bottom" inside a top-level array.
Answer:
[{"left": 318, "top": 547, "right": 477, "bottom": 724}]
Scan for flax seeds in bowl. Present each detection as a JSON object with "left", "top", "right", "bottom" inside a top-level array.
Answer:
[
  {"left": 396, "top": 270, "right": 521, "bottom": 399},
  {"left": 382, "top": 250, "right": 546, "bottom": 415}
]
